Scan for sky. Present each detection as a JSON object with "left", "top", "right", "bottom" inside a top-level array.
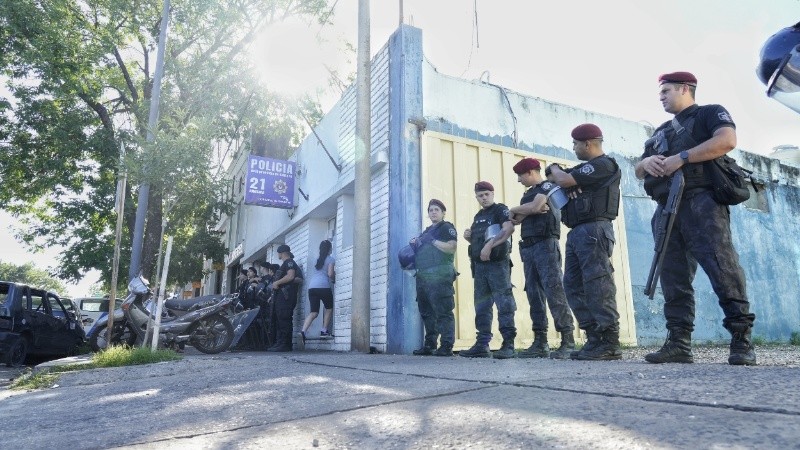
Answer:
[{"left": 3, "top": 0, "right": 799, "bottom": 296}]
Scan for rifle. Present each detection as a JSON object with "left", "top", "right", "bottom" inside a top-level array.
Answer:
[{"left": 644, "top": 170, "right": 685, "bottom": 299}]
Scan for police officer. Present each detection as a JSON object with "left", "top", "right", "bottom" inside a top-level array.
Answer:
[
  {"left": 268, "top": 244, "right": 300, "bottom": 352},
  {"left": 460, "top": 181, "right": 517, "bottom": 359},
  {"left": 410, "top": 199, "right": 458, "bottom": 357},
  {"left": 547, "top": 123, "right": 622, "bottom": 361},
  {"left": 509, "top": 158, "right": 576, "bottom": 359},
  {"left": 635, "top": 72, "right": 756, "bottom": 366}
]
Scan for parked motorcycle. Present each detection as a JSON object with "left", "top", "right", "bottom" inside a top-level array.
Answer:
[{"left": 89, "top": 275, "right": 236, "bottom": 354}]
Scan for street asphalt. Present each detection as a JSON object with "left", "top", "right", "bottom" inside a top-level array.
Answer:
[{"left": 1, "top": 345, "right": 799, "bottom": 449}]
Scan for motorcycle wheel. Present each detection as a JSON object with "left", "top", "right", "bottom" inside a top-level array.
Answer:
[
  {"left": 188, "top": 314, "right": 234, "bottom": 354},
  {"left": 89, "top": 322, "right": 137, "bottom": 352}
]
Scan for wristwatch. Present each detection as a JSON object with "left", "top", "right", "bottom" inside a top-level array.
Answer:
[{"left": 679, "top": 151, "right": 690, "bottom": 164}]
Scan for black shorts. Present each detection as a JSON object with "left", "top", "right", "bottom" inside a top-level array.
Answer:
[{"left": 308, "top": 288, "right": 334, "bottom": 313}]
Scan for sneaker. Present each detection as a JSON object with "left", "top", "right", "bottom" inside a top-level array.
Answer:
[
  {"left": 320, "top": 330, "right": 331, "bottom": 338},
  {"left": 459, "top": 343, "right": 492, "bottom": 358},
  {"left": 433, "top": 346, "right": 453, "bottom": 357},
  {"left": 412, "top": 346, "right": 434, "bottom": 356}
]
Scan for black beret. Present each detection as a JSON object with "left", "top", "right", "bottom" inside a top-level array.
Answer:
[
  {"left": 276, "top": 244, "right": 291, "bottom": 254},
  {"left": 428, "top": 199, "right": 446, "bottom": 211},
  {"left": 513, "top": 158, "right": 541, "bottom": 174},
  {"left": 658, "top": 71, "right": 697, "bottom": 86},
  {"left": 571, "top": 123, "right": 603, "bottom": 141}
]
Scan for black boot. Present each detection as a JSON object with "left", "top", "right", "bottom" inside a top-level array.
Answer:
[
  {"left": 549, "top": 331, "right": 576, "bottom": 360},
  {"left": 645, "top": 328, "right": 694, "bottom": 364},
  {"left": 433, "top": 345, "right": 453, "bottom": 357},
  {"left": 459, "top": 342, "right": 491, "bottom": 358},
  {"left": 519, "top": 331, "right": 549, "bottom": 358},
  {"left": 727, "top": 324, "right": 757, "bottom": 366},
  {"left": 573, "top": 328, "right": 622, "bottom": 361},
  {"left": 412, "top": 345, "right": 435, "bottom": 356},
  {"left": 493, "top": 340, "right": 516, "bottom": 359},
  {"left": 570, "top": 329, "right": 599, "bottom": 359}
]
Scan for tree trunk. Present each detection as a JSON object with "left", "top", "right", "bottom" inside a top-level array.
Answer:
[{"left": 141, "top": 186, "right": 163, "bottom": 280}]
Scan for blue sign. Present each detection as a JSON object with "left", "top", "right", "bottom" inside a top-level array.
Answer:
[{"left": 244, "top": 155, "right": 296, "bottom": 209}]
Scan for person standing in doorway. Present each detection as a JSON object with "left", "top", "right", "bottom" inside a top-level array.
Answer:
[
  {"left": 410, "top": 199, "right": 458, "bottom": 357},
  {"left": 635, "top": 71, "right": 755, "bottom": 366},
  {"left": 268, "top": 244, "right": 300, "bottom": 352},
  {"left": 299, "top": 240, "right": 336, "bottom": 345},
  {"left": 460, "top": 181, "right": 517, "bottom": 359},
  {"left": 547, "top": 123, "right": 622, "bottom": 361},
  {"left": 509, "top": 157, "right": 576, "bottom": 359}
]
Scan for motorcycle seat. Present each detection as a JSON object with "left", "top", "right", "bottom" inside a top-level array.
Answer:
[{"left": 165, "top": 294, "right": 226, "bottom": 311}]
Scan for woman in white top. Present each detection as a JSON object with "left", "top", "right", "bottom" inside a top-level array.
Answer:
[{"left": 300, "top": 240, "right": 335, "bottom": 342}]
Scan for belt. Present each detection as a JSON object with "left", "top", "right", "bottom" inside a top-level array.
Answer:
[{"left": 518, "top": 236, "right": 543, "bottom": 249}]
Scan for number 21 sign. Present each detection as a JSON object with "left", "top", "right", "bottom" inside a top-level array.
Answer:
[{"left": 244, "top": 155, "right": 296, "bottom": 209}]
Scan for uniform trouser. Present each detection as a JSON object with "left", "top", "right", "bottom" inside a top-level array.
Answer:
[
  {"left": 415, "top": 272, "right": 456, "bottom": 348},
  {"left": 472, "top": 260, "right": 517, "bottom": 345},
  {"left": 653, "top": 190, "right": 754, "bottom": 332},
  {"left": 271, "top": 289, "right": 298, "bottom": 345},
  {"left": 564, "top": 221, "right": 619, "bottom": 333},
  {"left": 520, "top": 239, "right": 574, "bottom": 333}
]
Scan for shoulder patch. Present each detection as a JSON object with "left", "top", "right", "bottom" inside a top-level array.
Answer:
[
  {"left": 286, "top": 261, "right": 295, "bottom": 269},
  {"left": 541, "top": 182, "right": 554, "bottom": 191},
  {"left": 449, "top": 228, "right": 457, "bottom": 237},
  {"left": 579, "top": 164, "right": 595, "bottom": 175},
  {"left": 718, "top": 111, "right": 732, "bottom": 122}
]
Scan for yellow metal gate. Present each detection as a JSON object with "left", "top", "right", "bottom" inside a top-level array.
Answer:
[{"left": 420, "top": 131, "right": 637, "bottom": 350}]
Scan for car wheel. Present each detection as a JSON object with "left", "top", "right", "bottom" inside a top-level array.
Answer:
[{"left": 5, "top": 337, "right": 28, "bottom": 368}]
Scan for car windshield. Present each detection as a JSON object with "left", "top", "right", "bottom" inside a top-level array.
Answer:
[
  {"left": 0, "top": 283, "right": 8, "bottom": 305},
  {"left": 80, "top": 298, "right": 105, "bottom": 312}
]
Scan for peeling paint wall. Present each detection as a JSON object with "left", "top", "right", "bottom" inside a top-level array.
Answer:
[{"left": 423, "top": 59, "right": 800, "bottom": 344}]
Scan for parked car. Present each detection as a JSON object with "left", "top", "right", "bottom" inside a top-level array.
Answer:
[
  {"left": 75, "top": 297, "right": 110, "bottom": 333},
  {"left": 0, "top": 281, "right": 86, "bottom": 367},
  {"left": 58, "top": 297, "right": 86, "bottom": 331}
]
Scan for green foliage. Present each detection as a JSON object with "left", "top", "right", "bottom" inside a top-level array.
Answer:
[
  {"left": 0, "top": 0, "right": 334, "bottom": 286},
  {"left": 751, "top": 335, "right": 766, "bottom": 346},
  {"left": 790, "top": 332, "right": 800, "bottom": 346},
  {"left": 0, "top": 260, "right": 67, "bottom": 294}
]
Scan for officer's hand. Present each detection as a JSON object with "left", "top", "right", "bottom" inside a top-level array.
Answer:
[
  {"left": 643, "top": 154, "right": 667, "bottom": 177},
  {"left": 419, "top": 233, "right": 433, "bottom": 245},
  {"left": 567, "top": 188, "right": 582, "bottom": 199},
  {"left": 409, "top": 237, "right": 417, "bottom": 246},
  {"left": 480, "top": 244, "right": 492, "bottom": 261},
  {"left": 463, "top": 229, "right": 472, "bottom": 240},
  {"left": 661, "top": 155, "right": 683, "bottom": 177}
]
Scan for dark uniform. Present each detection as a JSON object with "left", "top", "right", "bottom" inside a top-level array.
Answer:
[
  {"left": 518, "top": 181, "right": 574, "bottom": 357},
  {"left": 414, "top": 221, "right": 458, "bottom": 354},
  {"left": 467, "top": 203, "right": 516, "bottom": 351},
  {"left": 270, "top": 258, "right": 300, "bottom": 351},
  {"left": 642, "top": 103, "right": 754, "bottom": 363},
  {"left": 561, "top": 154, "right": 621, "bottom": 359}
]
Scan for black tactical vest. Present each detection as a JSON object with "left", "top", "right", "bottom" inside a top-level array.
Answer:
[
  {"left": 469, "top": 203, "right": 510, "bottom": 261},
  {"left": 414, "top": 222, "right": 455, "bottom": 271},
  {"left": 644, "top": 115, "right": 712, "bottom": 202},
  {"left": 520, "top": 184, "right": 560, "bottom": 240},
  {"left": 562, "top": 156, "right": 621, "bottom": 229}
]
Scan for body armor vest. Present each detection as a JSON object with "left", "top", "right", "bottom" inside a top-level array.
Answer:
[
  {"left": 414, "top": 222, "right": 455, "bottom": 270},
  {"left": 562, "top": 156, "right": 621, "bottom": 229},
  {"left": 520, "top": 184, "right": 560, "bottom": 240},
  {"left": 469, "top": 203, "right": 510, "bottom": 261},
  {"left": 644, "top": 115, "right": 712, "bottom": 202}
]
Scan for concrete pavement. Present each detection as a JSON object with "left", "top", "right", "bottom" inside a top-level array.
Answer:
[{"left": 1, "top": 347, "right": 799, "bottom": 449}]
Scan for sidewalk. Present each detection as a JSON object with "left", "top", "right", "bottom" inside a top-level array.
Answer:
[{"left": 1, "top": 345, "right": 798, "bottom": 449}]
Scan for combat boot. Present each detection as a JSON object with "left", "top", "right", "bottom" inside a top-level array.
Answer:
[
  {"left": 572, "top": 328, "right": 622, "bottom": 361},
  {"left": 549, "top": 332, "right": 576, "bottom": 360},
  {"left": 433, "top": 345, "right": 453, "bottom": 357},
  {"left": 727, "top": 323, "right": 757, "bottom": 366},
  {"left": 519, "top": 331, "right": 549, "bottom": 358},
  {"left": 645, "top": 328, "right": 694, "bottom": 363},
  {"left": 570, "top": 330, "right": 599, "bottom": 359},
  {"left": 412, "top": 345, "right": 435, "bottom": 356},
  {"left": 493, "top": 340, "right": 516, "bottom": 359},
  {"left": 459, "top": 342, "right": 492, "bottom": 358}
]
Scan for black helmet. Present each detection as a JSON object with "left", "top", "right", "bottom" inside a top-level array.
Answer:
[
  {"left": 398, "top": 245, "right": 416, "bottom": 270},
  {"left": 757, "top": 21, "right": 800, "bottom": 86}
]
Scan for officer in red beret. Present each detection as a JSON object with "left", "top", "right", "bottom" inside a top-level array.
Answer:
[
  {"left": 508, "top": 158, "right": 576, "bottom": 359},
  {"left": 546, "top": 123, "right": 623, "bottom": 361},
  {"left": 409, "top": 199, "right": 458, "bottom": 356},
  {"left": 635, "top": 72, "right": 756, "bottom": 366},
  {"left": 460, "top": 181, "right": 517, "bottom": 359}
]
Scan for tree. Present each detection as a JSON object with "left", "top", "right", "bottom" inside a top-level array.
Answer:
[
  {"left": 0, "top": 260, "right": 68, "bottom": 294},
  {"left": 0, "top": 0, "right": 332, "bottom": 287}
]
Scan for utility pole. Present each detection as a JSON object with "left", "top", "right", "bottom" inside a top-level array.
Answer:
[
  {"left": 129, "top": 0, "right": 170, "bottom": 281},
  {"left": 352, "top": 0, "right": 372, "bottom": 352},
  {"left": 106, "top": 142, "right": 127, "bottom": 347}
]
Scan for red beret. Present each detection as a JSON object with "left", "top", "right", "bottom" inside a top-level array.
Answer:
[
  {"left": 428, "top": 198, "right": 446, "bottom": 211},
  {"left": 474, "top": 181, "right": 494, "bottom": 192},
  {"left": 658, "top": 71, "right": 697, "bottom": 86},
  {"left": 513, "top": 158, "right": 541, "bottom": 174},
  {"left": 571, "top": 123, "right": 603, "bottom": 141}
]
